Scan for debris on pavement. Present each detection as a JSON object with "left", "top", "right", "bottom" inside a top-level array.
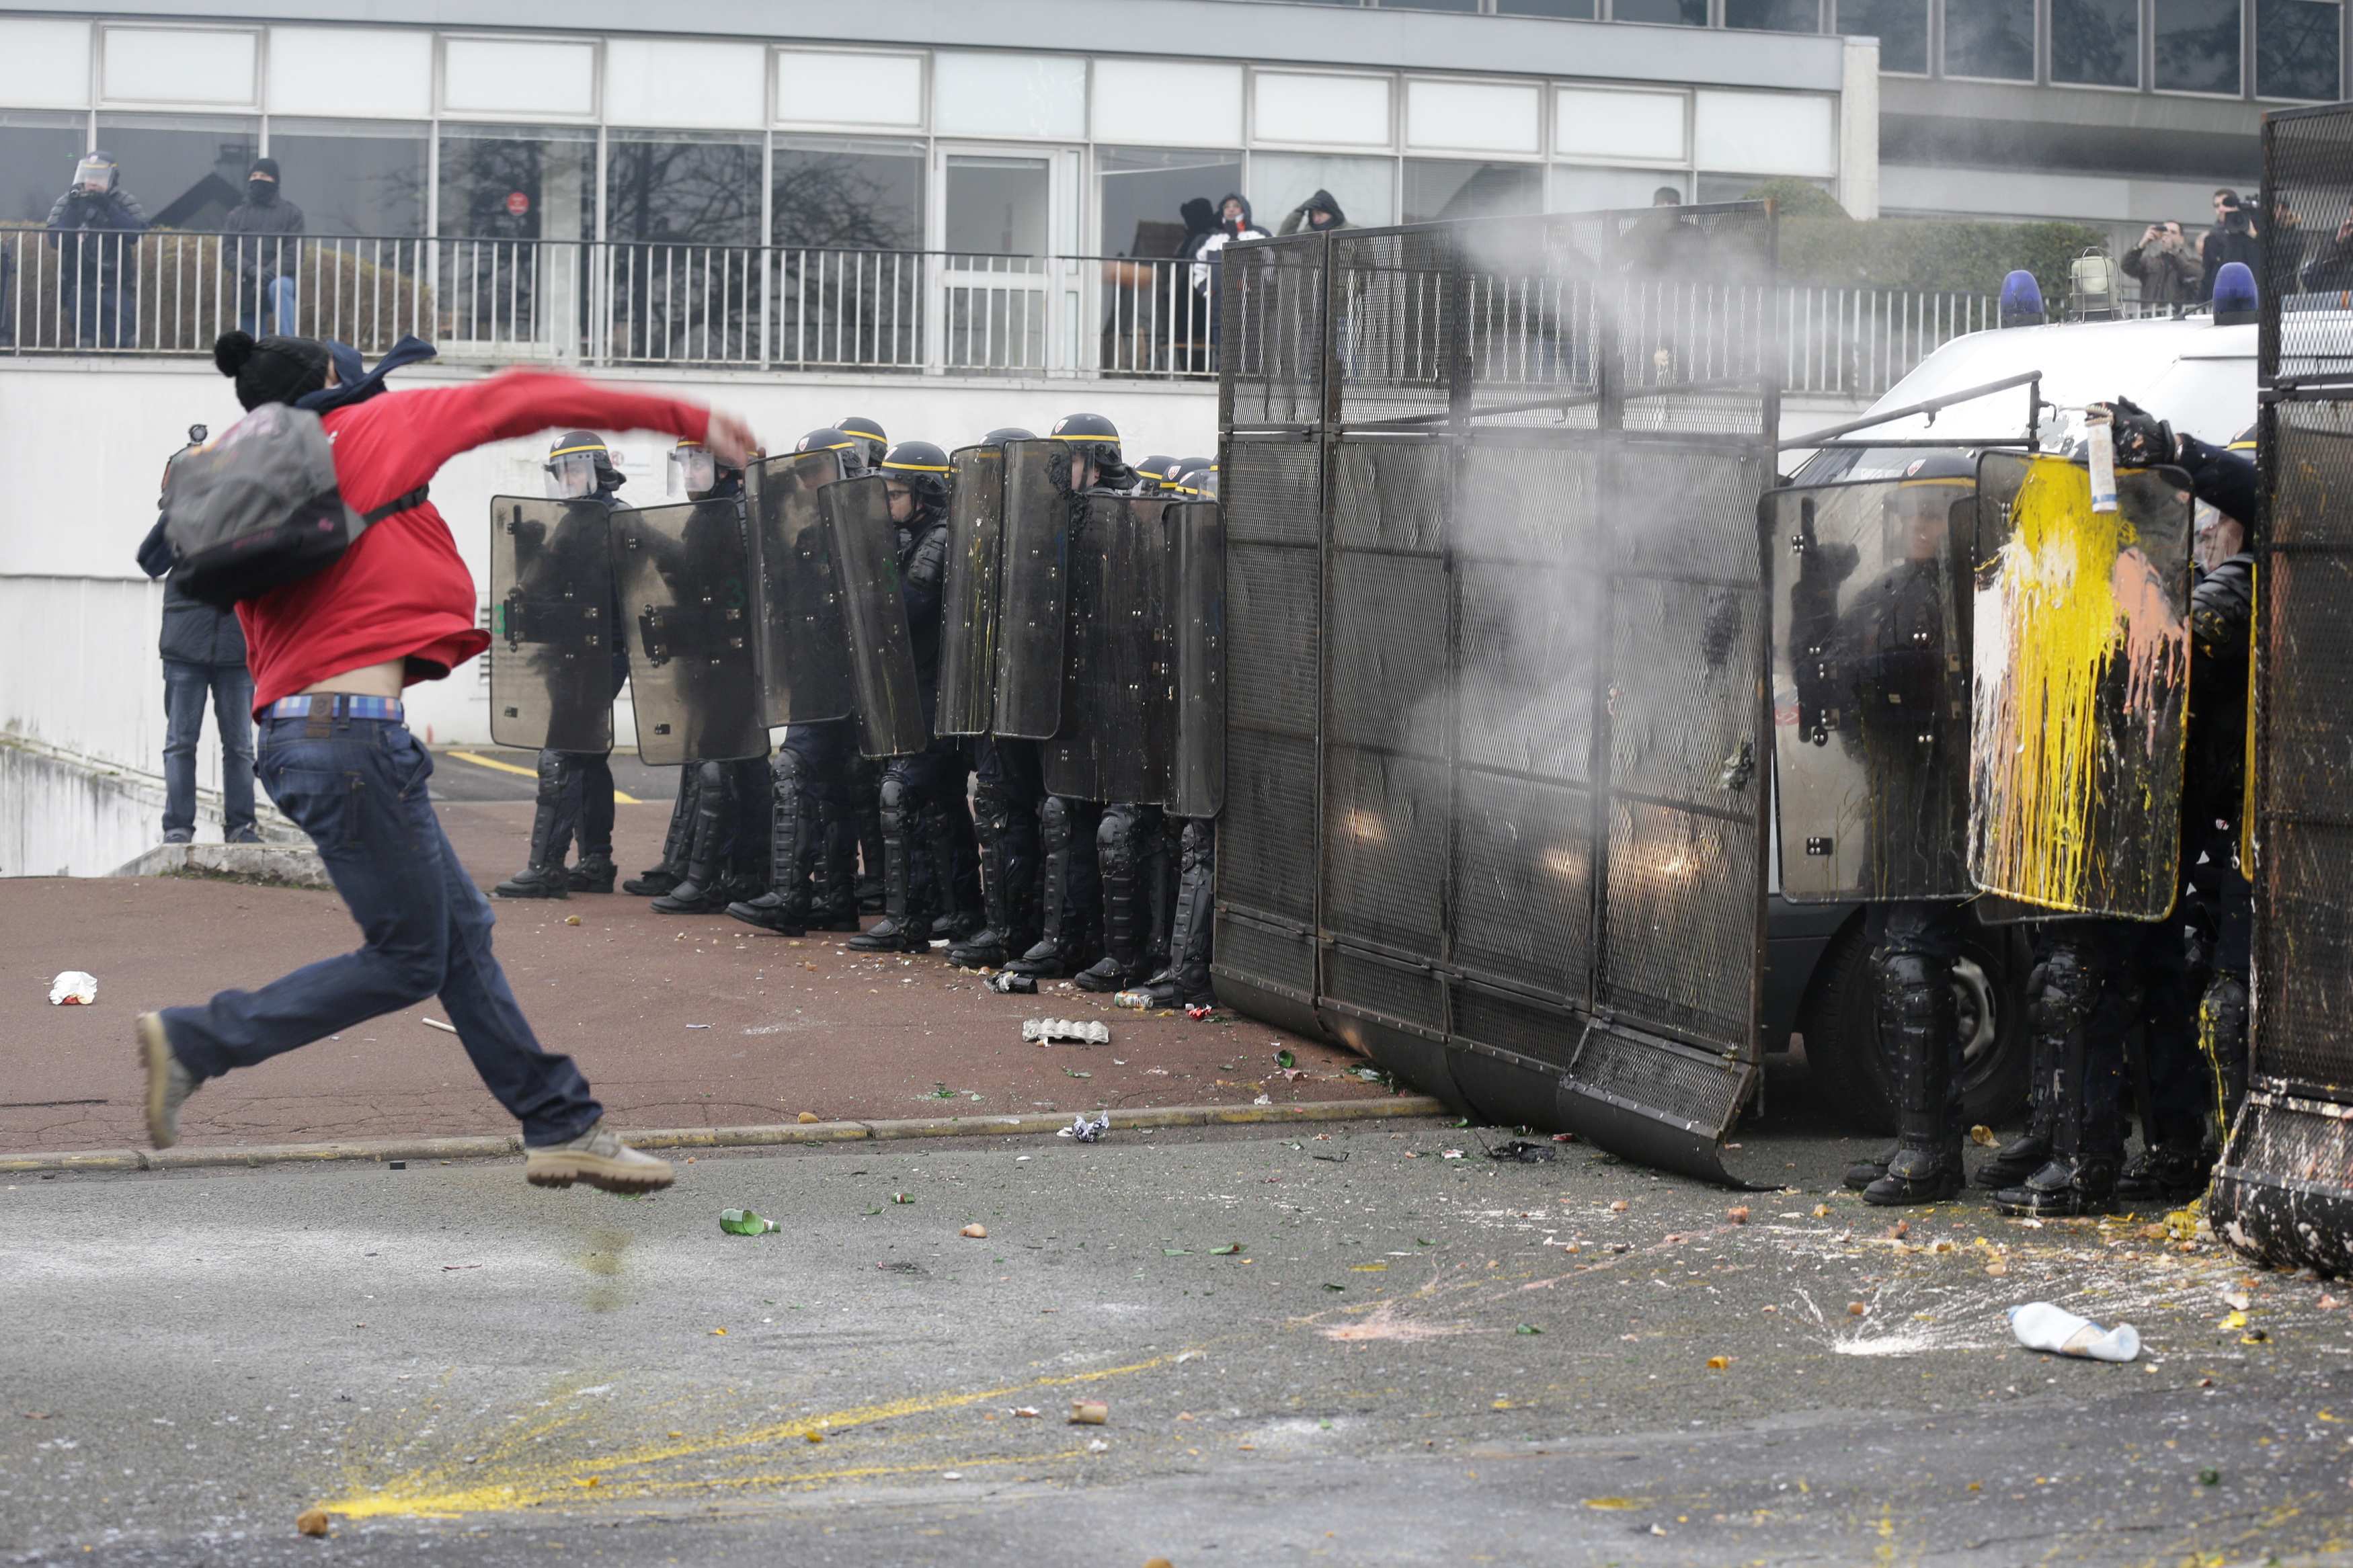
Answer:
[
  {"left": 46, "top": 971, "right": 97, "bottom": 1006},
  {"left": 1013, "top": 1406, "right": 1041, "bottom": 1418},
  {"left": 1023, "top": 1018, "right": 1110, "bottom": 1044},
  {"left": 797, "top": 1111, "right": 820, "bottom": 1124},
  {"left": 564, "top": 915, "right": 582, "bottom": 925},
  {"left": 1111, "top": 988, "right": 1157, "bottom": 1009},
  {"left": 1728, "top": 1206, "right": 1751, "bottom": 1225},
  {"left": 719, "top": 1209, "right": 777, "bottom": 1236},
  {"left": 2009, "top": 1302, "right": 2141, "bottom": 1362},
  {"left": 988, "top": 971, "right": 1039, "bottom": 995},
  {"left": 960, "top": 1223, "right": 988, "bottom": 1239},
  {"left": 1058, "top": 1112, "right": 1111, "bottom": 1143},
  {"left": 1969, "top": 1124, "right": 1999, "bottom": 1147},
  {"left": 421, "top": 1018, "right": 458, "bottom": 1034},
  {"left": 295, "top": 1508, "right": 330, "bottom": 1537},
  {"left": 1069, "top": 1399, "right": 1109, "bottom": 1424},
  {"left": 1086, "top": 1438, "right": 1110, "bottom": 1453},
  {"left": 1484, "top": 1140, "right": 1556, "bottom": 1163},
  {"left": 1186, "top": 1004, "right": 1215, "bottom": 1020},
  {"left": 1275, "top": 1048, "right": 1296, "bottom": 1069}
]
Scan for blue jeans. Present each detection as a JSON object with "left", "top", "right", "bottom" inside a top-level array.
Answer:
[
  {"left": 237, "top": 276, "right": 297, "bottom": 337},
  {"left": 161, "top": 715, "right": 603, "bottom": 1146},
  {"left": 162, "top": 660, "right": 256, "bottom": 842}
]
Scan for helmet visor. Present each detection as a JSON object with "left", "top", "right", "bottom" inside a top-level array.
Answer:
[
  {"left": 73, "top": 157, "right": 113, "bottom": 192},
  {"left": 545, "top": 451, "right": 601, "bottom": 500},
  {"left": 669, "top": 446, "right": 717, "bottom": 497}
]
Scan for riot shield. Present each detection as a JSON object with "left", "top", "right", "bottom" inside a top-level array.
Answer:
[
  {"left": 993, "top": 439, "right": 1070, "bottom": 740},
  {"left": 746, "top": 449, "right": 857, "bottom": 727},
  {"left": 1966, "top": 452, "right": 2193, "bottom": 918},
  {"left": 610, "top": 498, "right": 767, "bottom": 768},
  {"left": 1045, "top": 495, "right": 1170, "bottom": 804},
  {"left": 1164, "top": 498, "right": 1226, "bottom": 819},
  {"left": 936, "top": 443, "right": 1004, "bottom": 737},
  {"left": 1767, "top": 479, "right": 1973, "bottom": 902},
  {"left": 818, "top": 473, "right": 928, "bottom": 759},
  {"left": 487, "top": 495, "right": 616, "bottom": 755}
]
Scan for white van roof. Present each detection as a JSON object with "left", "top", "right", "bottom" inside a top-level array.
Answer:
[{"left": 1828, "top": 314, "right": 2257, "bottom": 454}]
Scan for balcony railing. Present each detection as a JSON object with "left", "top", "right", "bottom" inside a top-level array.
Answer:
[{"left": 3, "top": 227, "right": 2007, "bottom": 399}]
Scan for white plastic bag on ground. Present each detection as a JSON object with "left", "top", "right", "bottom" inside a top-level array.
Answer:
[
  {"left": 2008, "top": 1301, "right": 2141, "bottom": 1362},
  {"left": 48, "top": 971, "right": 97, "bottom": 1006}
]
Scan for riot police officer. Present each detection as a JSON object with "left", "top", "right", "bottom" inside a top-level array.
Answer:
[
  {"left": 947, "top": 427, "right": 1049, "bottom": 971},
  {"left": 647, "top": 438, "right": 773, "bottom": 915},
  {"left": 495, "top": 431, "right": 629, "bottom": 899},
  {"left": 1005, "top": 413, "right": 1133, "bottom": 981},
  {"left": 727, "top": 429, "right": 872, "bottom": 937},
  {"left": 1132, "top": 460, "right": 1220, "bottom": 1010},
  {"left": 1131, "top": 455, "right": 1176, "bottom": 497},
  {"left": 838, "top": 414, "right": 893, "bottom": 911},
  {"left": 846, "top": 440, "right": 967, "bottom": 952}
]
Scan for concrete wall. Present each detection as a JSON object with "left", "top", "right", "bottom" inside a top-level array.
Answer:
[{"left": 0, "top": 358, "right": 1218, "bottom": 772}]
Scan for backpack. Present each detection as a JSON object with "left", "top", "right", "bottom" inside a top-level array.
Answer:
[{"left": 159, "top": 401, "right": 424, "bottom": 608}]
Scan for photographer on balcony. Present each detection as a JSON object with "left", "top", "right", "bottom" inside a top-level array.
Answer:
[
  {"left": 45, "top": 151, "right": 147, "bottom": 348},
  {"left": 223, "top": 157, "right": 305, "bottom": 338}
]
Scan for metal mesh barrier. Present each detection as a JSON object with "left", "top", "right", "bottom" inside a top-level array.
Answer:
[
  {"left": 2217, "top": 104, "right": 2353, "bottom": 1272},
  {"left": 1215, "top": 204, "right": 1778, "bottom": 1184}
]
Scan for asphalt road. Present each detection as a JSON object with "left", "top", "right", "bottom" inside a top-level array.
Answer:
[{"left": 5, "top": 1120, "right": 2348, "bottom": 1567}]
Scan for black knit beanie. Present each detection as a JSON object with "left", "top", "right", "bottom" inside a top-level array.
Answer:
[{"left": 213, "top": 331, "right": 330, "bottom": 411}]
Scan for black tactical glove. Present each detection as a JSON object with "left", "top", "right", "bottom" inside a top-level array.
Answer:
[{"left": 2098, "top": 396, "right": 2176, "bottom": 468}]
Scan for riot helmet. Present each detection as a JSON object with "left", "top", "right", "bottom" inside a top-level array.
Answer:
[
  {"left": 1884, "top": 450, "right": 1972, "bottom": 561},
  {"left": 880, "top": 439, "right": 953, "bottom": 526},
  {"left": 980, "top": 426, "right": 1037, "bottom": 448},
  {"left": 546, "top": 430, "right": 622, "bottom": 501},
  {"left": 73, "top": 151, "right": 119, "bottom": 194},
  {"left": 668, "top": 437, "right": 743, "bottom": 501},
  {"left": 836, "top": 415, "right": 889, "bottom": 472},
  {"left": 1050, "top": 411, "right": 1129, "bottom": 493},
  {"left": 2229, "top": 423, "right": 2258, "bottom": 453},
  {"left": 1132, "top": 455, "right": 1177, "bottom": 497},
  {"left": 797, "top": 426, "right": 869, "bottom": 477}
]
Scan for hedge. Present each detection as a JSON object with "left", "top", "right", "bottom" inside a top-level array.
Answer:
[{"left": 1736, "top": 179, "right": 2108, "bottom": 301}]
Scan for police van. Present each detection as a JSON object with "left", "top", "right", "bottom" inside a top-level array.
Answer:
[{"left": 1759, "top": 304, "right": 2256, "bottom": 1132}]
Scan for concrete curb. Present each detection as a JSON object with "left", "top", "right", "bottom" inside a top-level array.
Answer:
[
  {"left": 109, "top": 841, "right": 328, "bottom": 887},
  {"left": 0, "top": 1096, "right": 1446, "bottom": 1175}
]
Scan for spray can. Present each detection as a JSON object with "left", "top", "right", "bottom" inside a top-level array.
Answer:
[{"left": 2086, "top": 411, "right": 2120, "bottom": 514}]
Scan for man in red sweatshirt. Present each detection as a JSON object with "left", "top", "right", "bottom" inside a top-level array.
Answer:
[{"left": 134, "top": 331, "right": 754, "bottom": 1193}]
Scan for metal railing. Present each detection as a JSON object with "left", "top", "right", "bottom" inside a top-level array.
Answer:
[{"left": 3, "top": 226, "right": 2006, "bottom": 396}]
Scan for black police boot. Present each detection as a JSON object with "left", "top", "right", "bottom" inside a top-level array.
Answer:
[
  {"left": 1863, "top": 949, "right": 1966, "bottom": 1206},
  {"left": 2199, "top": 971, "right": 2250, "bottom": 1142},
  {"left": 949, "top": 791, "right": 1013, "bottom": 969},
  {"left": 727, "top": 753, "right": 813, "bottom": 937},
  {"left": 852, "top": 761, "right": 886, "bottom": 914},
  {"left": 1977, "top": 962, "right": 2057, "bottom": 1189},
  {"left": 565, "top": 852, "right": 617, "bottom": 895},
  {"left": 623, "top": 770, "right": 697, "bottom": 897},
  {"left": 1137, "top": 819, "right": 1217, "bottom": 1008},
  {"left": 850, "top": 772, "right": 932, "bottom": 954},
  {"left": 495, "top": 749, "right": 574, "bottom": 900},
  {"left": 1006, "top": 798, "right": 1096, "bottom": 979},
  {"left": 1995, "top": 946, "right": 2122, "bottom": 1217},
  {"left": 2116, "top": 1143, "right": 2212, "bottom": 1204},
  {"left": 653, "top": 764, "right": 733, "bottom": 914},
  {"left": 1075, "top": 804, "right": 1148, "bottom": 993},
  {"left": 1843, "top": 1149, "right": 1896, "bottom": 1192}
]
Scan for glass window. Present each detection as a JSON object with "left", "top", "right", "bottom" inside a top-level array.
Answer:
[
  {"left": 1837, "top": 0, "right": 1929, "bottom": 69},
  {"left": 2155, "top": 0, "right": 2244, "bottom": 90},
  {"left": 2258, "top": 0, "right": 2342, "bottom": 95},
  {"left": 1403, "top": 159, "right": 1543, "bottom": 224},
  {"left": 0, "top": 112, "right": 89, "bottom": 225},
  {"left": 436, "top": 124, "right": 596, "bottom": 241},
  {"left": 1252, "top": 152, "right": 1397, "bottom": 231},
  {"left": 2053, "top": 0, "right": 2141, "bottom": 82},
  {"left": 1697, "top": 171, "right": 1830, "bottom": 201},
  {"left": 1378, "top": 0, "right": 1482, "bottom": 8},
  {"left": 1613, "top": 0, "right": 1711, "bottom": 21},
  {"left": 93, "top": 115, "right": 260, "bottom": 230},
  {"left": 1554, "top": 165, "right": 1688, "bottom": 212},
  {"left": 262, "top": 120, "right": 426, "bottom": 237},
  {"left": 1943, "top": 0, "right": 2036, "bottom": 76},
  {"left": 772, "top": 137, "right": 924, "bottom": 250},
  {"left": 945, "top": 154, "right": 1051, "bottom": 257},
  {"left": 1727, "top": 0, "right": 1821, "bottom": 27},
  {"left": 1099, "top": 148, "right": 1244, "bottom": 260},
  {"left": 604, "top": 131, "right": 760, "bottom": 247},
  {"left": 1499, "top": 0, "right": 1598, "bottom": 13}
]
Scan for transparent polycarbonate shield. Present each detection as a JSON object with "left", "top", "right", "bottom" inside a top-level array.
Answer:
[
  {"left": 610, "top": 497, "right": 766, "bottom": 767},
  {"left": 992, "top": 439, "right": 1071, "bottom": 740},
  {"left": 487, "top": 495, "right": 616, "bottom": 755},
  {"left": 1768, "top": 479, "right": 1974, "bottom": 902},
  {"left": 818, "top": 473, "right": 928, "bottom": 759},
  {"left": 1966, "top": 452, "right": 2194, "bottom": 919},
  {"left": 936, "top": 443, "right": 1004, "bottom": 737},
  {"left": 746, "top": 448, "right": 856, "bottom": 727},
  {"left": 1165, "top": 499, "right": 1226, "bottom": 819},
  {"left": 1044, "top": 495, "right": 1170, "bottom": 804}
]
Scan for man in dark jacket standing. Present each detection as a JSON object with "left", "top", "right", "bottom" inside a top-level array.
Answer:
[
  {"left": 137, "top": 428, "right": 259, "bottom": 845},
  {"left": 46, "top": 151, "right": 147, "bottom": 347},
  {"left": 223, "top": 157, "right": 303, "bottom": 337},
  {"left": 2121, "top": 220, "right": 2199, "bottom": 308},
  {"left": 2200, "top": 192, "right": 2260, "bottom": 303}
]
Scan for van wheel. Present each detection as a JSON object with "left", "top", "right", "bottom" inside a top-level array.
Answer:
[{"left": 1796, "top": 916, "right": 2031, "bottom": 1137}]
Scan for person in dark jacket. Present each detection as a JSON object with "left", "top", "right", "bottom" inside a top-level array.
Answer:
[
  {"left": 136, "top": 426, "right": 258, "bottom": 845},
  {"left": 1276, "top": 188, "right": 1350, "bottom": 237},
  {"left": 2200, "top": 193, "right": 2260, "bottom": 303},
  {"left": 2121, "top": 221, "right": 2199, "bottom": 308},
  {"left": 2299, "top": 200, "right": 2353, "bottom": 295},
  {"left": 45, "top": 151, "right": 147, "bottom": 347},
  {"left": 223, "top": 157, "right": 304, "bottom": 337}
]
